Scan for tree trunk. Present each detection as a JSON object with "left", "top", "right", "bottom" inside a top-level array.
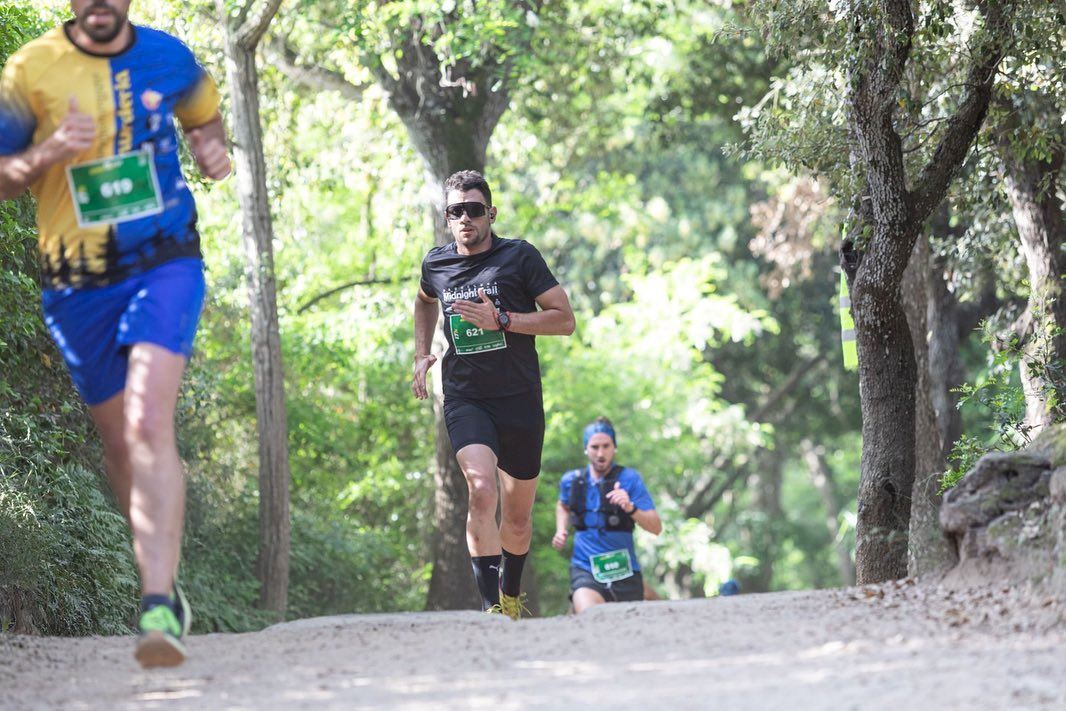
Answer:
[
  {"left": 901, "top": 230, "right": 960, "bottom": 578},
  {"left": 742, "top": 452, "right": 782, "bottom": 593},
  {"left": 850, "top": 218, "right": 919, "bottom": 583},
  {"left": 843, "top": 0, "right": 1011, "bottom": 583},
  {"left": 800, "top": 440, "right": 855, "bottom": 586},
  {"left": 521, "top": 558, "right": 542, "bottom": 617},
  {"left": 220, "top": 2, "right": 290, "bottom": 618},
  {"left": 1000, "top": 143, "right": 1066, "bottom": 432}
]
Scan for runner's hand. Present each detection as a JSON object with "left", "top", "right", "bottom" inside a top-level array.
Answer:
[
  {"left": 552, "top": 530, "right": 568, "bottom": 551},
  {"left": 449, "top": 289, "right": 499, "bottom": 330},
  {"left": 606, "top": 482, "right": 633, "bottom": 511},
  {"left": 48, "top": 98, "right": 96, "bottom": 161},
  {"left": 186, "top": 126, "right": 231, "bottom": 180},
  {"left": 411, "top": 353, "right": 437, "bottom": 400}
]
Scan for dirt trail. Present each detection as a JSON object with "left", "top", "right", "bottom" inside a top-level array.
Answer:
[{"left": 2, "top": 584, "right": 1064, "bottom": 710}]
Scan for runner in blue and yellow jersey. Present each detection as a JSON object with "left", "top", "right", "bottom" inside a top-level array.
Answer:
[{"left": 0, "top": 0, "right": 230, "bottom": 668}]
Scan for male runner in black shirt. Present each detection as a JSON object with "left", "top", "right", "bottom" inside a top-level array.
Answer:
[{"left": 413, "top": 170, "right": 575, "bottom": 618}]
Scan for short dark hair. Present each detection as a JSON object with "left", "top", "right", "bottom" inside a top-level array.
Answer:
[{"left": 444, "top": 170, "right": 492, "bottom": 206}]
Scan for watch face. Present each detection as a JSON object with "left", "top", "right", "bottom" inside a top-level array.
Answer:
[{"left": 499, "top": 311, "right": 510, "bottom": 328}]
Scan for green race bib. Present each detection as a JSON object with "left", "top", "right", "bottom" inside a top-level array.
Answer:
[
  {"left": 66, "top": 148, "right": 163, "bottom": 227},
  {"left": 449, "top": 313, "right": 506, "bottom": 355},
  {"left": 590, "top": 549, "right": 634, "bottom": 584}
]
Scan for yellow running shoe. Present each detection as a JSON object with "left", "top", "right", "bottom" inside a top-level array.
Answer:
[{"left": 498, "top": 592, "right": 530, "bottom": 621}]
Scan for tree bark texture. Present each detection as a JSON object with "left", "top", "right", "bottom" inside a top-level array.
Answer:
[
  {"left": 220, "top": 0, "right": 290, "bottom": 618},
  {"left": 999, "top": 141, "right": 1066, "bottom": 432},
  {"left": 901, "top": 231, "right": 960, "bottom": 578},
  {"left": 800, "top": 439, "right": 856, "bottom": 586},
  {"left": 844, "top": 0, "right": 1014, "bottom": 583}
]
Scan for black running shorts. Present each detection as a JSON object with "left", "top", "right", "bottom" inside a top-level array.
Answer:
[
  {"left": 443, "top": 386, "right": 545, "bottom": 480},
  {"left": 569, "top": 565, "right": 645, "bottom": 603}
]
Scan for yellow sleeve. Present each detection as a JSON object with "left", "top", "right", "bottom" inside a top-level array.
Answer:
[{"left": 174, "top": 73, "right": 221, "bottom": 129}]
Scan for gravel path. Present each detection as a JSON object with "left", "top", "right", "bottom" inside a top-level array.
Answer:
[{"left": 2, "top": 584, "right": 1064, "bottom": 710}]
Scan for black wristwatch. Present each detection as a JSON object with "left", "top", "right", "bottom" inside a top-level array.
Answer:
[
  {"left": 496, "top": 310, "right": 512, "bottom": 332},
  {"left": 626, "top": 504, "right": 637, "bottom": 516}
]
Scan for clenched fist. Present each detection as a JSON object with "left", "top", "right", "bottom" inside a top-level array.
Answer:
[
  {"left": 186, "top": 124, "right": 231, "bottom": 180},
  {"left": 49, "top": 97, "right": 96, "bottom": 161}
]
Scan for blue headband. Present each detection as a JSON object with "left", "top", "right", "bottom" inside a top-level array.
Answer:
[{"left": 583, "top": 422, "right": 616, "bottom": 448}]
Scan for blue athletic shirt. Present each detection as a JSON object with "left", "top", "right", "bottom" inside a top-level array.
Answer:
[{"left": 559, "top": 466, "right": 655, "bottom": 573}]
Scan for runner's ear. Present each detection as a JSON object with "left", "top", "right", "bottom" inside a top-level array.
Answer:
[{"left": 489, "top": 206, "right": 496, "bottom": 222}]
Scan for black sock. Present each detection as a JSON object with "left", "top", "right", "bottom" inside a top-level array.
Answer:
[
  {"left": 140, "top": 593, "right": 174, "bottom": 613},
  {"left": 500, "top": 549, "right": 527, "bottom": 598},
  {"left": 471, "top": 555, "right": 502, "bottom": 610}
]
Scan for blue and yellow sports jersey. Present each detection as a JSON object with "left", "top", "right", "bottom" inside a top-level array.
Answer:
[{"left": 0, "top": 22, "right": 220, "bottom": 289}]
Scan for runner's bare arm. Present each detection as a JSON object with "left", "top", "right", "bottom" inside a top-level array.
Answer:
[
  {"left": 450, "top": 284, "right": 576, "bottom": 336},
  {"left": 411, "top": 288, "right": 439, "bottom": 400},
  {"left": 631, "top": 508, "right": 662, "bottom": 535},
  {"left": 552, "top": 500, "right": 570, "bottom": 550},
  {"left": 0, "top": 98, "right": 95, "bottom": 200},
  {"left": 520, "top": 285, "right": 576, "bottom": 336},
  {"left": 184, "top": 114, "right": 230, "bottom": 180}
]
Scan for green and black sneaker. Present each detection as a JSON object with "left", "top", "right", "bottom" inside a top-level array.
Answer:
[{"left": 134, "top": 594, "right": 186, "bottom": 668}]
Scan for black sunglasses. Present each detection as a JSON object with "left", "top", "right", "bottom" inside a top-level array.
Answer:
[{"left": 445, "top": 202, "right": 490, "bottom": 220}]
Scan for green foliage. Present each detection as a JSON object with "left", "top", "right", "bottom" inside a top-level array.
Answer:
[
  {"left": 0, "top": 1, "right": 139, "bottom": 635},
  {"left": 940, "top": 325, "right": 1033, "bottom": 492}
]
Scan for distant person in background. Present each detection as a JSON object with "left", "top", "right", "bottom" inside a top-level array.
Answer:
[
  {"left": 718, "top": 579, "right": 741, "bottom": 596},
  {"left": 553, "top": 417, "right": 663, "bottom": 612}
]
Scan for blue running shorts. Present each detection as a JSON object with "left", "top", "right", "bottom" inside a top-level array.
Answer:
[{"left": 41, "top": 258, "right": 206, "bottom": 406}]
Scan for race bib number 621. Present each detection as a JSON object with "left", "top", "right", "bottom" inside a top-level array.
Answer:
[{"left": 449, "top": 313, "right": 507, "bottom": 355}]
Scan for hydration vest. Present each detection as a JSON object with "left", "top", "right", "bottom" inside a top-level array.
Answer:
[{"left": 567, "top": 465, "right": 635, "bottom": 533}]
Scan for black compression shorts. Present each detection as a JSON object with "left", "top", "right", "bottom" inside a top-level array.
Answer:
[
  {"left": 569, "top": 566, "right": 645, "bottom": 602},
  {"left": 443, "top": 386, "right": 545, "bottom": 480}
]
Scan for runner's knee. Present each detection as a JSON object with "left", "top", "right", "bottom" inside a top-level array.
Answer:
[
  {"left": 573, "top": 587, "right": 606, "bottom": 612},
  {"left": 466, "top": 476, "right": 498, "bottom": 517},
  {"left": 124, "top": 404, "right": 175, "bottom": 451},
  {"left": 500, "top": 507, "right": 532, "bottom": 536}
]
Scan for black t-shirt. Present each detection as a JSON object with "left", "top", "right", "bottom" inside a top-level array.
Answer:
[{"left": 420, "top": 235, "right": 560, "bottom": 399}]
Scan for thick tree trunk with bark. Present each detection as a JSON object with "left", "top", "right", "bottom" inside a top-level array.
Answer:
[
  {"left": 999, "top": 142, "right": 1066, "bottom": 432},
  {"left": 843, "top": 0, "right": 1014, "bottom": 583},
  {"left": 219, "top": 0, "right": 289, "bottom": 618}
]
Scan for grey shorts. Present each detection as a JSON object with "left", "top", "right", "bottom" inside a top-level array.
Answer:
[{"left": 569, "top": 565, "right": 644, "bottom": 602}]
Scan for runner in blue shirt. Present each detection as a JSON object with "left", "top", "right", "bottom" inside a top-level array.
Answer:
[{"left": 553, "top": 417, "right": 663, "bottom": 612}]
